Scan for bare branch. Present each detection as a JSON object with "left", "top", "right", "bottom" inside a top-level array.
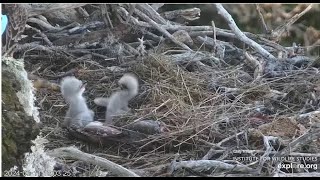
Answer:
[
  {"left": 161, "top": 8, "right": 201, "bottom": 22},
  {"left": 134, "top": 8, "right": 192, "bottom": 51},
  {"left": 47, "top": 146, "right": 140, "bottom": 177},
  {"left": 136, "top": 4, "right": 168, "bottom": 25},
  {"left": 272, "top": 4, "right": 313, "bottom": 41},
  {"left": 244, "top": 52, "right": 263, "bottom": 80},
  {"left": 255, "top": 4, "right": 269, "bottom": 34},
  {"left": 213, "top": 3, "right": 275, "bottom": 60},
  {"left": 100, "top": 4, "right": 113, "bottom": 29},
  {"left": 27, "top": 17, "right": 58, "bottom": 31},
  {"left": 170, "top": 160, "right": 256, "bottom": 174},
  {"left": 27, "top": 4, "right": 88, "bottom": 17}
]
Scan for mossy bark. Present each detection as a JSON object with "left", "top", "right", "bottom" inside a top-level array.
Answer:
[{"left": 2, "top": 64, "right": 40, "bottom": 173}]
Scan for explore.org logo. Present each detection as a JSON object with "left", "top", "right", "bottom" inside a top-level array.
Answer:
[{"left": 278, "top": 163, "right": 318, "bottom": 170}]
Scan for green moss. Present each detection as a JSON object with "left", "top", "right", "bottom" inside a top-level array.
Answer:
[
  {"left": 1, "top": 67, "right": 40, "bottom": 173},
  {"left": 1, "top": 69, "right": 22, "bottom": 111}
]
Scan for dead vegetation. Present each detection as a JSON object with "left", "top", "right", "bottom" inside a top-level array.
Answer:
[{"left": 3, "top": 3, "right": 320, "bottom": 177}]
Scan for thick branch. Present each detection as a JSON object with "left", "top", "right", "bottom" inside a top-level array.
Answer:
[
  {"left": 134, "top": 8, "right": 192, "bottom": 51},
  {"left": 27, "top": 4, "right": 88, "bottom": 17},
  {"left": 171, "top": 160, "right": 255, "bottom": 174},
  {"left": 213, "top": 4, "right": 275, "bottom": 60},
  {"left": 161, "top": 8, "right": 201, "bottom": 21},
  {"left": 47, "top": 146, "right": 140, "bottom": 177},
  {"left": 135, "top": 4, "right": 168, "bottom": 25}
]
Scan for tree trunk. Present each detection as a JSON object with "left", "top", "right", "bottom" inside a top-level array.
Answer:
[{"left": 2, "top": 59, "right": 40, "bottom": 173}]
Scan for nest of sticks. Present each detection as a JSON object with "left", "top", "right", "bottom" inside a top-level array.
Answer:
[{"left": 8, "top": 3, "right": 320, "bottom": 177}]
